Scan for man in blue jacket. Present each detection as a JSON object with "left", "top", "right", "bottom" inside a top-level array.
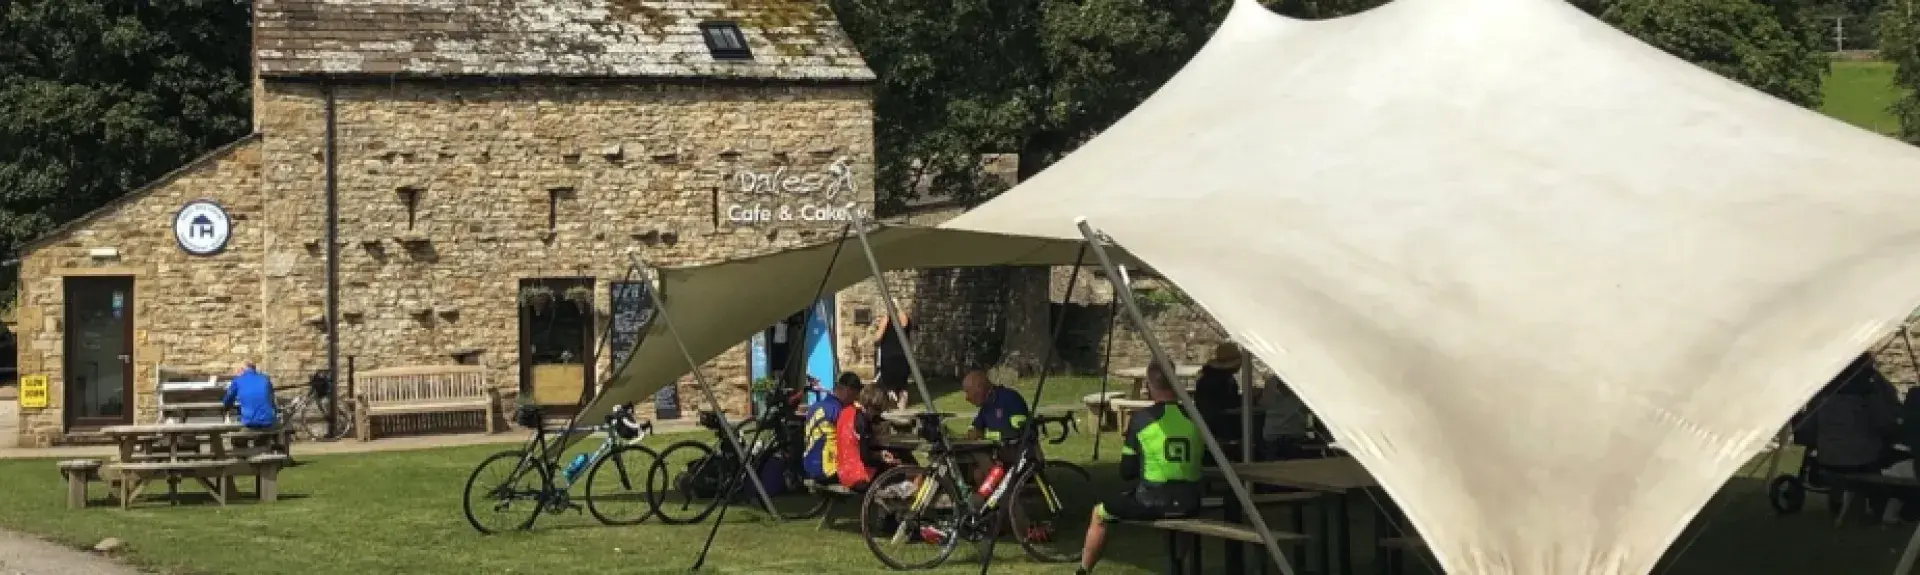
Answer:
[{"left": 222, "top": 362, "right": 279, "bottom": 430}]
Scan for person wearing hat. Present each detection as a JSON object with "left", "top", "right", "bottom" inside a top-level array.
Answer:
[{"left": 1192, "top": 343, "right": 1245, "bottom": 456}]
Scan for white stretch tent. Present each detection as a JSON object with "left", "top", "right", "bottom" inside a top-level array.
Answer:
[{"left": 586, "top": 0, "right": 1920, "bottom": 571}]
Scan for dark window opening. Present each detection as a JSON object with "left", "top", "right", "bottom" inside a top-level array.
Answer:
[
  {"left": 700, "top": 21, "right": 752, "bottom": 60},
  {"left": 397, "top": 186, "right": 422, "bottom": 231},
  {"left": 546, "top": 187, "right": 573, "bottom": 233}
]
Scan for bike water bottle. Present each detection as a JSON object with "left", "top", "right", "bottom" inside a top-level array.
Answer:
[
  {"left": 563, "top": 454, "right": 589, "bottom": 482},
  {"left": 975, "top": 463, "right": 1006, "bottom": 497}
]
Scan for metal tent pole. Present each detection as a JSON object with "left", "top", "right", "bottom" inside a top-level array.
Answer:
[
  {"left": 844, "top": 212, "right": 945, "bottom": 427},
  {"left": 627, "top": 254, "right": 781, "bottom": 519},
  {"left": 1076, "top": 218, "right": 1297, "bottom": 575},
  {"left": 1091, "top": 299, "right": 1118, "bottom": 461}
]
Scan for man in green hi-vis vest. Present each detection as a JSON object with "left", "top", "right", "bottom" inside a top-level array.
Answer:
[{"left": 1078, "top": 364, "right": 1205, "bottom": 574}]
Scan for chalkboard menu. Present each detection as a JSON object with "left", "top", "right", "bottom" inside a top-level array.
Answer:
[{"left": 609, "top": 281, "right": 676, "bottom": 419}]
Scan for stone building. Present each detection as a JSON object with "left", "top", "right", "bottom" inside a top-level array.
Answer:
[{"left": 12, "top": 0, "right": 876, "bottom": 446}]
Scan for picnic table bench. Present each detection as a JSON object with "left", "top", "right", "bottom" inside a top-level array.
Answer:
[
  {"left": 1124, "top": 516, "right": 1311, "bottom": 574},
  {"left": 353, "top": 365, "right": 499, "bottom": 441},
  {"left": 59, "top": 423, "right": 295, "bottom": 509}
]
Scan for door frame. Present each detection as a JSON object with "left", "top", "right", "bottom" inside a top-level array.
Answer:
[
  {"left": 516, "top": 277, "right": 596, "bottom": 418},
  {"left": 62, "top": 275, "right": 135, "bottom": 430}
]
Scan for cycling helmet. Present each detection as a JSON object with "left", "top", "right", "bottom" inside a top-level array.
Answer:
[{"left": 609, "top": 403, "right": 645, "bottom": 439}]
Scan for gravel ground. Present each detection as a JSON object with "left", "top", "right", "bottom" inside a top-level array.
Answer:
[{"left": 0, "top": 530, "right": 141, "bottom": 575}]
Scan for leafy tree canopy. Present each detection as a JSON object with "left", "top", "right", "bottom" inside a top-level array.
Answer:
[{"left": 0, "top": 0, "right": 251, "bottom": 274}]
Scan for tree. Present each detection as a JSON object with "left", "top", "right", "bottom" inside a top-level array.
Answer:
[
  {"left": 0, "top": 0, "right": 252, "bottom": 292},
  {"left": 1882, "top": 0, "right": 1920, "bottom": 144},
  {"left": 1586, "top": 0, "right": 1831, "bottom": 107}
]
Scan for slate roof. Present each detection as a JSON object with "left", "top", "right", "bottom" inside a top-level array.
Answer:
[{"left": 253, "top": 0, "right": 875, "bottom": 82}]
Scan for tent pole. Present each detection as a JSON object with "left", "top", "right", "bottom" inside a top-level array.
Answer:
[
  {"left": 628, "top": 254, "right": 783, "bottom": 519},
  {"left": 1240, "top": 344, "right": 1254, "bottom": 463},
  {"left": 1075, "top": 218, "right": 1297, "bottom": 575},
  {"left": 844, "top": 211, "right": 946, "bottom": 425},
  {"left": 1896, "top": 520, "right": 1920, "bottom": 575},
  {"left": 1092, "top": 297, "right": 1119, "bottom": 461}
]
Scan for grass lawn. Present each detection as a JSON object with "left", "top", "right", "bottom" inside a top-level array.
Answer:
[
  {"left": 1822, "top": 60, "right": 1906, "bottom": 135},
  {"left": 0, "top": 375, "right": 1917, "bottom": 573}
]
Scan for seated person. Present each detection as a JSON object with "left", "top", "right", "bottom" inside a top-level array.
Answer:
[
  {"left": 836, "top": 379, "right": 918, "bottom": 493},
  {"left": 1078, "top": 364, "right": 1203, "bottom": 574},
  {"left": 1258, "top": 374, "right": 1315, "bottom": 461},
  {"left": 1193, "top": 344, "right": 1244, "bottom": 447},
  {"left": 1813, "top": 353, "right": 1907, "bottom": 519},
  {"left": 222, "top": 362, "right": 278, "bottom": 430},
  {"left": 964, "top": 369, "right": 1032, "bottom": 442},
  {"left": 802, "top": 374, "right": 854, "bottom": 484},
  {"left": 1814, "top": 353, "right": 1903, "bottom": 474},
  {"left": 962, "top": 370, "right": 1032, "bottom": 481}
]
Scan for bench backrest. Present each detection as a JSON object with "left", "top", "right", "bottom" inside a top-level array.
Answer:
[{"left": 358, "top": 365, "right": 490, "bottom": 404}]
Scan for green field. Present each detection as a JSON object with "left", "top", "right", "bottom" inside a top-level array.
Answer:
[{"left": 1822, "top": 60, "right": 1906, "bottom": 135}]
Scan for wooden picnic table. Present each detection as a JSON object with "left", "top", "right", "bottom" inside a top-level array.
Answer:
[
  {"left": 102, "top": 423, "right": 240, "bottom": 508},
  {"left": 1209, "top": 457, "right": 1383, "bottom": 575},
  {"left": 98, "top": 423, "right": 292, "bottom": 509}
]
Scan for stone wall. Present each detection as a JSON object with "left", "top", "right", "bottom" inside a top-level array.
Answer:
[
  {"left": 255, "top": 80, "right": 876, "bottom": 419},
  {"left": 13, "top": 137, "right": 266, "bottom": 445}
]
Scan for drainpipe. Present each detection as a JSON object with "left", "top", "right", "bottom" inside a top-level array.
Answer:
[{"left": 323, "top": 82, "right": 342, "bottom": 436}]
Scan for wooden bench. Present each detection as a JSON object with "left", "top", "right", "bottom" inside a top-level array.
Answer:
[
  {"left": 1198, "top": 491, "right": 1324, "bottom": 509},
  {"left": 247, "top": 454, "right": 292, "bottom": 502},
  {"left": 810, "top": 482, "right": 858, "bottom": 530},
  {"left": 1126, "top": 517, "right": 1310, "bottom": 574},
  {"left": 58, "top": 459, "right": 105, "bottom": 509},
  {"left": 107, "top": 459, "right": 242, "bottom": 509},
  {"left": 353, "top": 365, "right": 499, "bottom": 441}
]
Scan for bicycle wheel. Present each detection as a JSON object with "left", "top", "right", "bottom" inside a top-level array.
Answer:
[
  {"left": 649, "top": 440, "right": 724, "bottom": 525},
  {"left": 586, "top": 444, "right": 660, "bottom": 525},
  {"left": 860, "top": 464, "right": 965, "bottom": 570},
  {"left": 1010, "top": 460, "right": 1094, "bottom": 563},
  {"left": 462, "top": 450, "right": 549, "bottom": 534},
  {"left": 295, "top": 395, "right": 336, "bottom": 441}
]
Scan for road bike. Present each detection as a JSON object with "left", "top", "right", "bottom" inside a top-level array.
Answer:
[
  {"left": 647, "top": 385, "right": 830, "bottom": 524},
  {"left": 461, "top": 403, "right": 659, "bottom": 534},
  {"left": 273, "top": 370, "right": 351, "bottom": 441},
  {"left": 858, "top": 412, "right": 1092, "bottom": 570}
]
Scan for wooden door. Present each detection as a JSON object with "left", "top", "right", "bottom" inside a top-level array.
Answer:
[{"left": 63, "top": 276, "right": 135, "bottom": 429}]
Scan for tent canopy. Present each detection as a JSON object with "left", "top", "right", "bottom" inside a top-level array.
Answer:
[{"left": 592, "top": 0, "right": 1920, "bottom": 571}]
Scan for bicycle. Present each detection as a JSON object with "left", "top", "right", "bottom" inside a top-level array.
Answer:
[
  {"left": 274, "top": 370, "right": 351, "bottom": 441},
  {"left": 461, "top": 402, "right": 660, "bottom": 534},
  {"left": 647, "top": 385, "right": 830, "bottom": 524},
  {"left": 857, "top": 412, "right": 1092, "bottom": 570}
]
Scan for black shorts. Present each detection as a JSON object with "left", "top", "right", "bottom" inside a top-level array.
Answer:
[{"left": 1095, "top": 488, "right": 1195, "bottom": 524}]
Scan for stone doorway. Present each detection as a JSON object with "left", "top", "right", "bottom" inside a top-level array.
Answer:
[
  {"left": 518, "top": 277, "right": 595, "bottom": 418},
  {"left": 62, "top": 276, "right": 134, "bottom": 430}
]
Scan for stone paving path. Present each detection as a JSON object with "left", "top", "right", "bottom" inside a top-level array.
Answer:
[{"left": 0, "top": 529, "right": 142, "bottom": 575}]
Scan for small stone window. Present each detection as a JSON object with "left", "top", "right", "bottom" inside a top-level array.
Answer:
[
  {"left": 700, "top": 21, "right": 752, "bottom": 60},
  {"left": 852, "top": 307, "right": 873, "bottom": 326},
  {"left": 396, "top": 186, "right": 423, "bottom": 230}
]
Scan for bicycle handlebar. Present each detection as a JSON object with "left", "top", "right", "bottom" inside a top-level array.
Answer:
[{"left": 1034, "top": 413, "right": 1077, "bottom": 445}]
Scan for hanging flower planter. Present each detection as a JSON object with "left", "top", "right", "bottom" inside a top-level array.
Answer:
[
  {"left": 563, "top": 285, "right": 593, "bottom": 313},
  {"left": 519, "top": 285, "right": 555, "bottom": 311}
]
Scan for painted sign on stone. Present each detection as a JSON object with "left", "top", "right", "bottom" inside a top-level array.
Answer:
[
  {"left": 173, "top": 200, "right": 232, "bottom": 256},
  {"left": 724, "top": 156, "right": 871, "bottom": 225}
]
